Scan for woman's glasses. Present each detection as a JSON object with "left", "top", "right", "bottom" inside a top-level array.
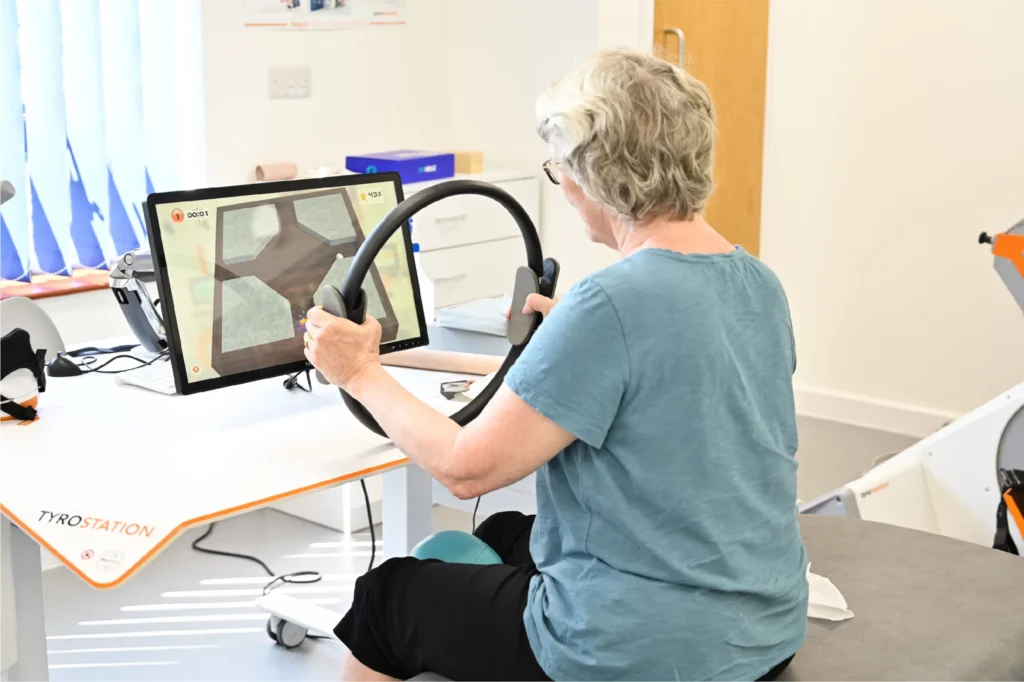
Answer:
[{"left": 542, "top": 159, "right": 563, "bottom": 185}]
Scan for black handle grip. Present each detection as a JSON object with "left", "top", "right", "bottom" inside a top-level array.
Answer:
[
  {"left": 540, "top": 258, "right": 560, "bottom": 299},
  {"left": 348, "top": 289, "right": 367, "bottom": 325}
]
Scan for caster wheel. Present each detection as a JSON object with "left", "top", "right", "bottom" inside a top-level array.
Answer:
[
  {"left": 275, "top": 618, "right": 308, "bottom": 649},
  {"left": 266, "top": 617, "right": 279, "bottom": 643}
]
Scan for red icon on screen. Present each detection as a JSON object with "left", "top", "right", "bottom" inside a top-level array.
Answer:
[
  {"left": 171, "top": 209, "right": 184, "bottom": 223},
  {"left": 81, "top": 549, "right": 94, "bottom": 560}
]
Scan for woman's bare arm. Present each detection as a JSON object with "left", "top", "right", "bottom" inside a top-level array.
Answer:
[{"left": 346, "top": 366, "right": 574, "bottom": 499}]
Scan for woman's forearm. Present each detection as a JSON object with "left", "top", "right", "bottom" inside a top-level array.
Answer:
[{"left": 346, "top": 364, "right": 476, "bottom": 496}]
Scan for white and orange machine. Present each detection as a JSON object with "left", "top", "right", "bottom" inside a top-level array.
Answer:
[{"left": 803, "top": 219, "right": 1024, "bottom": 554}]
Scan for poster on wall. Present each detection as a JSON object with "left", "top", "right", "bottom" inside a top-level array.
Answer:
[{"left": 242, "top": 0, "right": 405, "bottom": 30}]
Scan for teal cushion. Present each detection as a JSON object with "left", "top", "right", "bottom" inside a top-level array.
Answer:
[{"left": 410, "top": 530, "right": 502, "bottom": 565}]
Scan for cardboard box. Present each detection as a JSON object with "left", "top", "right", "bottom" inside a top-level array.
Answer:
[
  {"left": 453, "top": 151, "right": 484, "bottom": 174},
  {"left": 345, "top": 150, "right": 455, "bottom": 184}
]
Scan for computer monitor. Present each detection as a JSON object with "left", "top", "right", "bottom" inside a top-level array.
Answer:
[{"left": 145, "top": 172, "right": 428, "bottom": 396}]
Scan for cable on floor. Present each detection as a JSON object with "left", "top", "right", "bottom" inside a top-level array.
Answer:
[
  {"left": 189, "top": 437, "right": 378, "bottom": 646},
  {"left": 191, "top": 479, "right": 378, "bottom": 587},
  {"left": 189, "top": 521, "right": 321, "bottom": 595}
]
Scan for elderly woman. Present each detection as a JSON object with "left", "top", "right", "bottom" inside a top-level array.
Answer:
[{"left": 305, "top": 49, "right": 807, "bottom": 681}]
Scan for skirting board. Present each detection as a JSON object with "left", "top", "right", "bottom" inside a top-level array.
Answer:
[{"left": 795, "top": 385, "right": 960, "bottom": 439}]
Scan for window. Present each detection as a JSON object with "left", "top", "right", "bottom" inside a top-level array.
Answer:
[{"left": 0, "top": 0, "right": 205, "bottom": 298}]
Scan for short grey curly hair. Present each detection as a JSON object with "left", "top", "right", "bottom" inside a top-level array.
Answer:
[{"left": 536, "top": 49, "right": 716, "bottom": 224}]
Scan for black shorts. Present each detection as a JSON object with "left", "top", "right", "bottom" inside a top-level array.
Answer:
[
  {"left": 334, "top": 511, "right": 796, "bottom": 681},
  {"left": 335, "top": 511, "right": 549, "bottom": 681}
]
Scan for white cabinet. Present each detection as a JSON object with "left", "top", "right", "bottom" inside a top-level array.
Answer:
[
  {"left": 405, "top": 170, "right": 540, "bottom": 316},
  {"left": 418, "top": 240, "right": 524, "bottom": 310}
]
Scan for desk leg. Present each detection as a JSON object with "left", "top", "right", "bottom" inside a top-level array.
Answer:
[
  {"left": 382, "top": 465, "right": 433, "bottom": 559},
  {"left": 2, "top": 521, "right": 48, "bottom": 682}
]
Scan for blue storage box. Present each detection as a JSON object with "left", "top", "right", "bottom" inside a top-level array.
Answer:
[{"left": 345, "top": 150, "right": 455, "bottom": 185}]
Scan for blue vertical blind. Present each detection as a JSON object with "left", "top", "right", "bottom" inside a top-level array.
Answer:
[{"left": 0, "top": 0, "right": 189, "bottom": 281}]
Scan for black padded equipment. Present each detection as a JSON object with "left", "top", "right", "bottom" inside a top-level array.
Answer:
[
  {"left": 0, "top": 328, "right": 47, "bottom": 420},
  {"left": 319, "top": 179, "right": 556, "bottom": 438}
]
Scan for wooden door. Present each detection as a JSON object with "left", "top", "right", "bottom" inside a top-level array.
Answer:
[{"left": 654, "top": 0, "right": 770, "bottom": 256}]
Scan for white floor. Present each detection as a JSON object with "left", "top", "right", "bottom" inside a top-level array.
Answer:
[{"left": 36, "top": 417, "right": 920, "bottom": 681}]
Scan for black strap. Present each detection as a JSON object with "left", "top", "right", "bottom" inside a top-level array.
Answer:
[
  {"left": 993, "top": 498, "right": 1019, "bottom": 555},
  {"left": 993, "top": 469, "right": 1023, "bottom": 556},
  {"left": 34, "top": 348, "right": 47, "bottom": 392},
  {"left": 0, "top": 394, "right": 37, "bottom": 422},
  {"left": 1, "top": 330, "right": 47, "bottom": 392}
]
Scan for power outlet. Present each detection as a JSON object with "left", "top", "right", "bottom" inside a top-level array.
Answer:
[{"left": 268, "top": 66, "right": 311, "bottom": 99}]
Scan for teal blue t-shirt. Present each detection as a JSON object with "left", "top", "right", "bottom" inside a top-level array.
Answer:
[{"left": 505, "top": 247, "right": 808, "bottom": 681}]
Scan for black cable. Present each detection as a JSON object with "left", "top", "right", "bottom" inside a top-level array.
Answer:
[
  {"left": 192, "top": 522, "right": 276, "bottom": 576},
  {"left": 67, "top": 344, "right": 139, "bottom": 358},
  {"left": 361, "top": 479, "right": 376, "bottom": 572},
  {"left": 190, "top": 521, "right": 321, "bottom": 595},
  {"left": 79, "top": 350, "right": 169, "bottom": 375},
  {"left": 80, "top": 350, "right": 162, "bottom": 372},
  {"left": 190, "top": 484, "right": 377, "bottom": 648},
  {"left": 472, "top": 496, "right": 482, "bottom": 533}
]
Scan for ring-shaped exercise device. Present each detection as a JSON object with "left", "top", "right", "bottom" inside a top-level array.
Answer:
[{"left": 317, "top": 179, "right": 559, "bottom": 437}]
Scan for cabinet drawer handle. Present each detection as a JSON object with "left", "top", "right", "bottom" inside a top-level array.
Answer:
[
  {"left": 435, "top": 213, "right": 468, "bottom": 224},
  {"left": 433, "top": 272, "right": 469, "bottom": 283}
]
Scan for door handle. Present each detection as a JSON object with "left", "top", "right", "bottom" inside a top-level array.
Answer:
[{"left": 663, "top": 27, "right": 685, "bottom": 69}]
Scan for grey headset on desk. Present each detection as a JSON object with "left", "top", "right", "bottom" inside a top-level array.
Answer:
[{"left": 316, "top": 179, "right": 559, "bottom": 437}]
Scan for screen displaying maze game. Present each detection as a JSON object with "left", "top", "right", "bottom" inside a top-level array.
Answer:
[{"left": 152, "top": 180, "right": 421, "bottom": 384}]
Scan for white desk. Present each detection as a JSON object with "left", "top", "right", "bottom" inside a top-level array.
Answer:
[{"left": 0, "top": 356, "right": 466, "bottom": 681}]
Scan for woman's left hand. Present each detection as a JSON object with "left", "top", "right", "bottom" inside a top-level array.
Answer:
[{"left": 303, "top": 306, "right": 382, "bottom": 390}]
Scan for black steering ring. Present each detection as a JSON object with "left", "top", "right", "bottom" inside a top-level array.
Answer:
[{"left": 318, "top": 179, "right": 559, "bottom": 437}]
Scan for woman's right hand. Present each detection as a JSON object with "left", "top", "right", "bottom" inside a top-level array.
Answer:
[{"left": 505, "top": 294, "right": 558, "bottom": 320}]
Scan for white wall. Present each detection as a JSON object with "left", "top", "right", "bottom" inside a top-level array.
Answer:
[
  {"left": 443, "top": 0, "right": 652, "bottom": 288},
  {"left": 597, "top": 0, "right": 654, "bottom": 52},
  {"left": 443, "top": 0, "right": 598, "bottom": 288},
  {"left": 200, "top": 0, "right": 451, "bottom": 187},
  {"left": 760, "top": 0, "right": 1024, "bottom": 435}
]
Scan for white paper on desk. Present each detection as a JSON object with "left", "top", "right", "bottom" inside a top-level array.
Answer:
[{"left": 807, "top": 563, "right": 854, "bottom": 621}]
